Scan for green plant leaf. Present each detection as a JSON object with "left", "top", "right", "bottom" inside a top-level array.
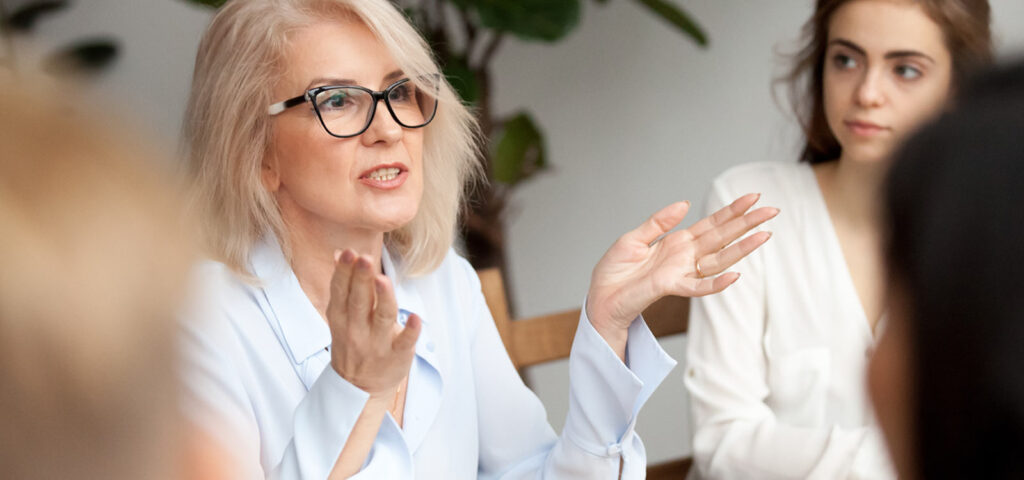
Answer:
[
  {"left": 43, "top": 39, "right": 118, "bottom": 76},
  {"left": 179, "top": 0, "right": 227, "bottom": 8},
  {"left": 632, "top": 0, "right": 708, "bottom": 47},
  {"left": 4, "top": 0, "right": 69, "bottom": 32},
  {"left": 455, "top": 0, "right": 580, "bottom": 42},
  {"left": 492, "top": 112, "right": 547, "bottom": 185},
  {"left": 442, "top": 56, "right": 480, "bottom": 105}
]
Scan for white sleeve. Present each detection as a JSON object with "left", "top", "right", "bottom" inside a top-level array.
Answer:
[
  {"left": 179, "top": 271, "right": 409, "bottom": 480},
  {"left": 684, "top": 181, "right": 895, "bottom": 480},
  {"left": 469, "top": 269, "right": 677, "bottom": 479}
]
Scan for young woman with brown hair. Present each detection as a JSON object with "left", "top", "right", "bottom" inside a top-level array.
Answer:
[{"left": 685, "top": 1, "right": 993, "bottom": 478}]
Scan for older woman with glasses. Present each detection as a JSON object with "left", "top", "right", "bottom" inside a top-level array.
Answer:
[{"left": 182, "top": 0, "right": 776, "bottom": 478}]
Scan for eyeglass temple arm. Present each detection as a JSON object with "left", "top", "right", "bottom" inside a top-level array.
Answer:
[{"left": 267, "top": 94, "right": 309, "bottom": 116}]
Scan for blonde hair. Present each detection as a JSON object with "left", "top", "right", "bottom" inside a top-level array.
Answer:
[
  {"left": 184, "top": 0, "right": 481, "bottom": 278},
  {"left": 0, "top": 80, "right": 194, "bottom": 479}
]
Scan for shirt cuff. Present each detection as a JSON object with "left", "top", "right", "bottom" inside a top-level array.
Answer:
[
  {"left": 287, "top": 366, "right": 372, "bottom": 478},
  {"left": 561, "top": 299, "right": 677, "bottom": 457}
]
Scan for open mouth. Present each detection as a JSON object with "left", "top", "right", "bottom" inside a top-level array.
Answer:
[
  {"left": 358, "top": 163, "right": 409, "bottom": 189},
  {"left": 366, "top": 167, "right": 401, "bottom": 182}
]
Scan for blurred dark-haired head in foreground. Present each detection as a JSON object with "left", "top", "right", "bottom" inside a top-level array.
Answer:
[
  {"left": 871, "top": 59, "right": 1024, "bottom": 480},
  {"left": 0, "top": 79, "right": 227, "bottom": 479}
]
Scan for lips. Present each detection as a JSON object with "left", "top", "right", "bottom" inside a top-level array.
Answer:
[{"left": 845, "top": 119, "right": 889, "bottom": 137}]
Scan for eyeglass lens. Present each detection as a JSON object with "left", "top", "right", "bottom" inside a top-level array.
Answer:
[{"left": 312, "top": 79, "right": 437, "bottom": 137}]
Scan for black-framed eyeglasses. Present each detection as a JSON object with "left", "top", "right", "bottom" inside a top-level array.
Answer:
[{"left": 267, "top": 76, "right": 439, "bottom": 138}]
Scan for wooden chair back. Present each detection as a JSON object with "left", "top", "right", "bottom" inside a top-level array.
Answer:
[{"left": 477, "top": 267, "right": 693, "bottom": 478}]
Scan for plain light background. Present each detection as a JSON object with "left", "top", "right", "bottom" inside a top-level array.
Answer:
[{"left": 19, "top": 0, "right": 1024, "bottom": 464}]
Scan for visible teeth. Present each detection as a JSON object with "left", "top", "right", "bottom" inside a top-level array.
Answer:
[{"left": 368, "top": 167, "right": 400, "bottom": 181}]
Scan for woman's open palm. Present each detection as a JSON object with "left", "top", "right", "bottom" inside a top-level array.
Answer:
[{"left": 587, "top": 193, "right": 778, "bottom": 333}]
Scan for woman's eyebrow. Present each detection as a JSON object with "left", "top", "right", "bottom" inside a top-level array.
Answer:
[
  {"left": 304, "top": 70, "right": 405, "bottom": 90},
  {"left": 829, "top": 38, "right": 867, "bottom": 56},
  {"left": 884, "top": 50, "right": 935, "bottom": 64},
  {"left": 305, "top": 77, "right": 356, "bottom": 89},
  {"left": 829, "top": 38, "right": 935, "bottom": 64}
]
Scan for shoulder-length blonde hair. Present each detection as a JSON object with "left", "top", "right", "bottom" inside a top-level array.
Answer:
[{"left": 184, "top": 0, "right": 480, "bottom": 278}]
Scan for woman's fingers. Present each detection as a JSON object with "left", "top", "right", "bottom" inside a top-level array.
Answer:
[
  {"left": 679, "top": 271, "right": 741, "bottom": 297},
  {"left": 694, "top": 206, "right": 779, "bottom": 254},
  {"left": 686, "top": 193, "right": 760, "bottom": 239},
  {"left": 696, "top": 231, "right": 772, "bottom": 276},
  {"left": 372, "top": 275, "right": 399, "bottom": 331},
  {"left": 628, "top": 201, "right": 691, "bottom": 246},
  {"left": 327, "top": 250, "right": 357, "bottom": 321},
  {"left": 347, "top": 256, "right": 376, "bottom": 326}
]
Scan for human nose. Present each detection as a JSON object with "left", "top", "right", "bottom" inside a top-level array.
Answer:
[
  {"left": 360, "top": 97, "right": 402, "bottom": 146},
  {"left": 855, "top": 68, "right": 886, "bottom": 108}
]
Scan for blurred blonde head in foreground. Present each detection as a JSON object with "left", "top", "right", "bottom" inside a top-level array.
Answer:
[{"left": 0, "top": 79, "right": 220, "bottom": 479}]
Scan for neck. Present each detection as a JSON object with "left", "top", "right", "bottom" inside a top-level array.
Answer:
[
  {"left": 282, "top": 211, "right": 385, "bottom": 318},
  {"left": 816, "top": 154, "right": 888, "bottom": 228}
]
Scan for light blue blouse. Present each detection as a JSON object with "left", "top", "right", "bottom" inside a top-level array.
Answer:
[{"left": 181, "top": 237, "right": 675, "bottom": 479}]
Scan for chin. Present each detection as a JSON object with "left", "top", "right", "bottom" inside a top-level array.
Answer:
[
  {"left": 841, "top": 143, "right": 895, "bottom": 164},
  {"left": 370, "top": 203, "right": 420, "bottom": 233}
]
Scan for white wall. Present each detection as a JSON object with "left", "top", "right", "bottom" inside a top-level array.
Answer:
[
  {"left": 21, "top": 0, "right": 1024, "bottom": 465},
  {"left": 494, "top": 0, "right": 1024, "bottom": 463},
  {"left": 10, "top": 0, "right": 212, "bottom": 151}
]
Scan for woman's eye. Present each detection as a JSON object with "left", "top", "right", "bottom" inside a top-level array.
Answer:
[
  {"left": 328, "top": 94, "right": 347, "bottom": 107},
  {"left": 389, "top": 84, "right": 413, "bottom": 103},
  {"left": 319, "top": 92, "right": 350, "bottom": 109},
  {"left": 894, "top": 65, "right": 923, "bottom": 80},
  {"left": 832, "top": 53, "right": 858, "bottom": 70}
]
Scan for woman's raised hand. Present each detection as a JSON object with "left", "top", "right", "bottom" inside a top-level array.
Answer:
[
  {"left": 326, "top": 249, "right": 420, "bottom": 398},
  {"left": 586, "top": 194, "right": 778, "bottom": 349}
]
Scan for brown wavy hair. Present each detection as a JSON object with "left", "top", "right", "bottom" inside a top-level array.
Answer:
[{"left": 782, "top": 0, "right": 993, "bottom": 164}]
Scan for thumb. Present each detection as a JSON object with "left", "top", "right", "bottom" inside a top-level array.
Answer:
[
  {"left": 393, "top": 313, "right": 422, "bottom": 352},
  {"left": 628, "top": 201, "right": 690, "bottom": 245}
]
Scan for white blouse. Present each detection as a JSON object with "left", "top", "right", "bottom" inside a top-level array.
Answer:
[
  {"left": 684, "top": 162, "right": 896, "bottom": 480},
  {"left": 181, "top": 236, "right": 676, "bottom": 479}
]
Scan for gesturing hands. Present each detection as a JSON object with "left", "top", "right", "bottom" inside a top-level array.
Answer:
[
  {"left": 326, "top": 249, "right": 420, "bottom": 399},
  {"left": 586, "top": 193, "right": 778, "bottom": 352}
]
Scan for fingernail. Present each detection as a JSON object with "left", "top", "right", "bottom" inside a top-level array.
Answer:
[
  {"left": 333, "top": 249, "right": 342, "bottom": 262},
  {"left": 770, "top": 207, "right": 781, "bottom": 216}
]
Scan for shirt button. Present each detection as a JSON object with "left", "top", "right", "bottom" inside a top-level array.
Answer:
[
  {"left": 606, "top": 443, "right": 623, "bottom": 456},
  {"left": 426, "top": 341, "right": 435, "bottom": 352},
  {"left": 688, "top": 368, "right": 696, "bottom": 378}
]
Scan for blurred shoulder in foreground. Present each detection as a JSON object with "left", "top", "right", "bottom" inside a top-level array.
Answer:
[{"left": 0, "top": 77, "right": 230, "bottom": 480}]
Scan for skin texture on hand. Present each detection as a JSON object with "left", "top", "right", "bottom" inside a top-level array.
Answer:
[
  {"left": 587, "top": 194, "right": 778, "bottom": 360},
  {"left": 327, "top": 249, "right": 421, "bottom": 398}
]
